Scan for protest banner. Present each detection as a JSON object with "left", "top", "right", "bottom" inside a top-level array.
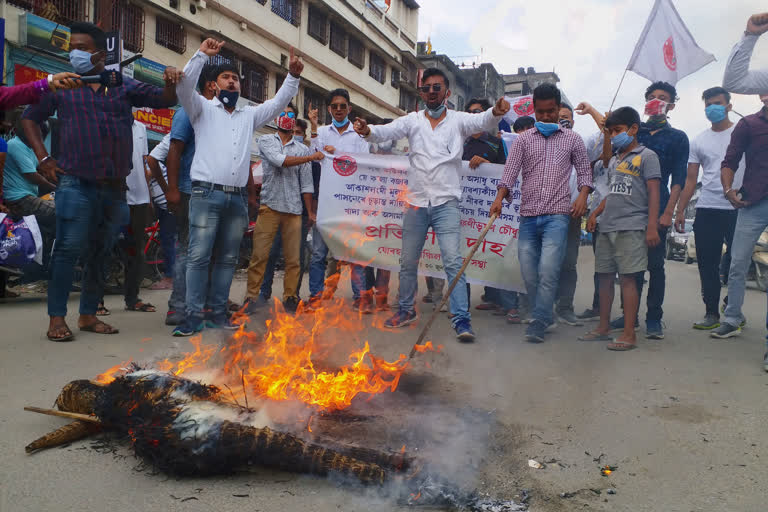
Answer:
[{"left": 316, "top": 152, "right": 524, "bottom": 292}]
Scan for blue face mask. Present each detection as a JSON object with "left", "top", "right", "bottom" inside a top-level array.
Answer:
[
  {"left": 69, "top": 49, "right": 95, "bottom": 74},
  {"left": 611, "top": 131, "right": 634, "bottom": 151},
  {"left": 535, "top": 121, "right": 560, "bottom": 137},
  {"left": 217, "top": 87, "right": 239, "bottom": 107},
  {"left": 294, "top": 135, "right": 304, "bottom": 144},
  {"left": 705, "top": 104, "right": 727, "bottom": 123},
  {"left": 426, "top": 105, "right": 446, "bottom": 119},
  {"left": 332, "top": 117, "right": 350, "bottom": 128}
]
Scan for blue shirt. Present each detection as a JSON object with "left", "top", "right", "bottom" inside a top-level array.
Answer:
[
  {"left": 637, "top": 123, "right": 689, "bottom": 214},
  {"left": 2, "top": 137, "right": 39, "bottom": 202},
  {"left": 169, "top": 107, "right": 194, "bottom": 194}
]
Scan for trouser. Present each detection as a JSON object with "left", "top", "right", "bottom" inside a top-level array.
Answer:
[
  {"left": 693, "top": 208, "right": 737, "bottom": 316},
  {"left": 427, "top": 277, "right": 471, "bottom": 305},
  {"left": 517, "top": 214, "right": 570, "bottom": 326},
  {"left": 308, "top": 226, "right": 368, "bottom": 299},
  {"left": 724, "top": 197, "right": 768, "bottom": 327},
  {"left": 556, "top": 215, "right": 582, "bottom": 314},
  {"left": 398, "top": 199, "right": 469, "bottom": 326},
  {"left": 155, "top": 205, "right": 176, "bottom": 278},
  {"left": 6, "top": 194, "right": 56, "bottom": 268},
  {"left": 634, "top": 225, "right": 668, "bottom": 323},
  {"left": 124, "top": 203, "right": 150, "bottom": 307},
  {"left": 261, "top": 214, "right": 310, "bottom": 300},
  {"left": 185, "top": 185, "right": 248, "bottom": 324},
  {"left": 246, "top": 205, "right": 302, "bottom": 301},
  {"left": 168, "top": 193, "right": 190, "bottom": 312},
  {"left": 48, "top": 175, "right": 128, "bottom": 317}
]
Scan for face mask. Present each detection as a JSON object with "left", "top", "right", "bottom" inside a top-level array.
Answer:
[
  {"left": 611, "top": 131, "right": 634, "bottom": 151},
  {"left": 69, "top": 49, "right": 95, "bottom": 74},
  {"left": 217, "top": 86, "right": 239, "bottom": 107},
  {"left": 559, "top": 119, "right": 573, "bottom": 129},
  {"left": 705, "top": 104, "right": 727, "bottom": 123},
  {"left": 644, "top": 98, "right": 669, "bottom": 117},
  {"left": 276, "top": 112, "right": 296, "bottom": 131},
  {"left": 332, "top": 116, "right": 350, "bottom": 128},
  {"left": 293, "top": 135, "right": 304, "bottom": 144},
  {"left": 426, "top": 105, "right": 446, "bottom": 119},
  {"left": 535, "top": 121, "right": 560, "bottom": 137}
]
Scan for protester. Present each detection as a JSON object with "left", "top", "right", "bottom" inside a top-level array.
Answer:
[
  {"left": 676, "top": 87, "right": 744, "bottom": 330},
  {"left": 722, "top": 13, "right": 768, "bottom": 94},
  {"left": 710, "top": 93, "right": 768, "bottom": 347},
  {"left": 581, "top": 107, "right": 661, "bottom": 351},
  {"left": 243, "top": 105, "right": 321, "bottom": 314},
  {"left": 22, "top": 21, "right": 181, "bottom": 342},
  {"left": 308, "top": 88, "right": 372, "bottom": 312},
  {"left": 172, "top": 39, "right": 302, "bottom": 335},
  {"left": 0, "top": 72, "right": 81, "bottom": 111},
  {"left": 355, "top": 68, "right": 510, "bottom": 342},
  {"left": 144, "top": 135, "right": 176, "bottom": 291},
  {"left": 0, "top": 136, "right": 10, "bottom": 297},
  {"left": 491, "top": 83, "right": 591, "bottom": 343}
]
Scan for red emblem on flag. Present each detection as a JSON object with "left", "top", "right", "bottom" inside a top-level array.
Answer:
[
  {"left": 663, "top": 36, "right": 677, "bottom": 71},
  {"left": 333, "top": 155, "right": 358, "bottom": 177},
  {"left": 513, "top": 97, "right": 534, "bottom": 117}
]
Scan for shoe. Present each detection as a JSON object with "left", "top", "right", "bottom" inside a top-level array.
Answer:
[
  {"left": 475, "top": 302, "right": 498, "bottom": 311},
  {"left": 205, "top": 317, "right": 240, "bottom": 330},
  {"left": 556, "top": 310, "right": 584, "bottom": 327},
  {"left": 284, "top": 296, "right": 300, "bottom": 314},
  {"left": 576, "top": 308, "right": 600, "bottom": 321},
  {"left": 165, "top": 310, "right": 184, "bottom": 326},
  {"left": 172, "top": 319, "right": 204, "bottom": 337},
  {"left": 353, "top": 296, "right": 374, "bottom": 314},
  {"left": 384, "top": 310, "right": 417, "bottom": 328},
  {"left": 506, "top": 309, "right": 521, "bottom": 324},
  {"left": 710, "top": 322, "right": 741, "bottom": 339},
  {"left": 242, "top": 296, "right": 267, "bottom": 315},
  {"left": 646, "top": 320, "right": 665, "bottom": 340},
  {"left": 375, "top": 296, "right": 390, "bottom": 312},
  {"left": 454, "top": 320, "right": 475, "bottom": 343},
  {"left": 525, "top": 320, "right": 546, "bottom": 343},
  {"left": 693, "top": 314, "right": 720, "bottom": 330},
  {"left": 610, "top": 316, "right": 638, "bottom": 332}
]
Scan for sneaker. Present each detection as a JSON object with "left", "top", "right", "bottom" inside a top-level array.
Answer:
[
  {"left": 165, "top": 310, "right": 184, "bottom": 326},
  {"left": 646, "top": 320, "right": 665, "bottom": 340},
  {"left": 384, "top": 310, "right": 417, "bottom": 328},
  {"left": 610, "top": 315, "right": 638, "bottom": 332},
  {"left": 172, "top": 319, "right": 204, "bottom": 337},
  {"left": 556, "top": 310, "right": 584, "bottom": 327},
  {"left": 205, "top": 317, "right": 240, "bottom": 330},
  {"left": 525, "top": 320, "right": 546, "bottom": 343},
  {"left": 693, "top": 314, "right": 720, "bottom": 330},
  {"left": 454, "top": 320, "right": 476, "bottom": 343},
  {"left": 710, "top": 322, "right": 741, "bottom": 339},
  {"left": 284, "top": 296, "right": 300, "bottom": 314},
  {"left": 576, "top": 308, "right": 600, "bottom": 321},
  {"left": 243, "top": 296, "right": 267, "bottom": 315},
  {"left": 506, "top": 309, "right": 521, "bottom": 324}
]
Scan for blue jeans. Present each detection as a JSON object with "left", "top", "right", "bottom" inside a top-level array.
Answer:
[
  {"left": 185, "top": 185, "right": 248, "bottom": 324},
  {"left": 308, "top": 226, "right": 369, "bottom": 299},
  {"left": 518, "top": 214, "right": 570, "bottom": 326},
  {"left": 156, "top": 205, "right": 176, "bottom": 278},
  {"left": 261, "top": 215, "right": 310, "bottom": 300},
  {"left": 398, "top": 199, "right": 469, "bottom": 326},
  {"left": 48, "top": 175, "right": 128, "bottom": 317},
  {"left": 724, "top": 197, "right": 768, "bottom": 326},
  {"left": 168, "top": 193, "right": 190, "bottom": 313},
  {"left": 634, "top": 226, "right": 668, "bottom": 323}
]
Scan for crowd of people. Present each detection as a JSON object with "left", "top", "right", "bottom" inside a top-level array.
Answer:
[{"left": 0, "top": 15, "right": 766, "bottom": 369}]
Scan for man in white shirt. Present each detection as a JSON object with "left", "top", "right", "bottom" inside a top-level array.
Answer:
[
  {"left": 723, "top": 13, "right": 768, "bottom": 95},
  {"left": 675, "top": 87, "right": 745, "bottom": 330},
  {"left": 307, "top": 89, "right": 372, "bottom": 312},
  {"left": 173, "top": 38, "right": 303, "bottom": 335},
  {"left": 353, "top": 68, "right": 510, "bottom": 342}
]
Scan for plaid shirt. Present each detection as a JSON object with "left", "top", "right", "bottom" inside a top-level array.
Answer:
[
  {"left": 499, "top": 126, "right": 592, "bottom": 216},
  {"left": 23, "top": 77, "right": 174, "bottom": 181}
]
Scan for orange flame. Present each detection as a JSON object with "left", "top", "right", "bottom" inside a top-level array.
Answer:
[{"left": 95, "top": 361, "right": 131, "bottom": 384}]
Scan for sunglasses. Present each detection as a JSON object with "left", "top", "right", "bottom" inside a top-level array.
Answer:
[
  {"left": 279, "top": 111, "right": 296, "bottom": 118},
  {"left": 329, "top": 103, "right": 348, "bottom": 110},
  {"left": 418, "top": 84, "right": 443, "bottom": 93}
]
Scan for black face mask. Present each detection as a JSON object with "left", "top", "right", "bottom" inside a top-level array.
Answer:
[
  {"left": 559, "top": 119, "right": 573, "bottom": 129},
  {"left": 217, "top": 87, "right": 239, "bottom": 107}
]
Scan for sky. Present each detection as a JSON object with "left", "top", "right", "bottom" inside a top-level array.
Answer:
[{"left": 416, "top": 0, "right": 767, "bottom": 140}]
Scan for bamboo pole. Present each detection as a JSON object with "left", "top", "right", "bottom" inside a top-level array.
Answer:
[{"left": 24, "top": 406, "right": 102, "bottom": 424}]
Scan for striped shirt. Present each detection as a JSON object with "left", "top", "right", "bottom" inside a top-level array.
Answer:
[
  {"left": 23, "top": 77, "right": 174, "bottom": 181},
  {"left": 258, "top": 133, "right": 314, "bottom": 215}
]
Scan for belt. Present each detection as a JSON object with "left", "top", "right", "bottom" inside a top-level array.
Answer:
[{"left": 192, "top": 181, "right": 247, "bottom": 194}]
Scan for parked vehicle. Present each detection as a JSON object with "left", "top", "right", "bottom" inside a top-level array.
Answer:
[
  {"left": 752, "top": 229, "right": 768, "bottom": 292},
  {"left": 666, "top": 221, "right": 693, "bottom": 261}
]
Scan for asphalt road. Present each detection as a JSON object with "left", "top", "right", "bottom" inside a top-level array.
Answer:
[{"left": 1, "top": 253, "right": 766, "bottom": 512}]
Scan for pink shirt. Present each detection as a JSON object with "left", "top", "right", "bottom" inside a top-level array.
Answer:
[
  {"left": 0, "top": 79, "right": 49, "bottom": 110},
  {"left": 500, "top": 126, "right": 592, "bottom": 216}
]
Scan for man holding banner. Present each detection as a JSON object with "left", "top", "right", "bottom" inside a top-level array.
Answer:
[{"left": 353, "top": 68, "right": 510, "bottom": 343}]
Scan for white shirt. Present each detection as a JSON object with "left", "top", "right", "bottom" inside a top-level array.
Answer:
[
  {"left": 177, "top": 50, "right": 300, "bottom": 187},
  {"left": 126, "top": 121, "right": 149, "bottom": 205},
  {"left": 723, "top": 33, "right": 768, "bottom": 95},
  {"left": 311, "top": 122, "right": 370, "bottom": 154},
  {"left": 148, "top": 133, "right": 171, "bottom": 208},
  {"left": 688, "top": 124, "right": 745, "bottom": 210},
  {"left": 365, "top": 108, "right": 501, "bottom": 207},
  {"left": 149, "top": 132, "right": 170, "bottom": 162}
]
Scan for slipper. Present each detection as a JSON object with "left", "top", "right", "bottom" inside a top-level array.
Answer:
[
  {"left": 578, "top": 331, "right": 614, "bottom": 342},
  {"left": 79, "top": 320, "right": 119, "bottom": 334},
  {"left": 606, "top": 341, "right": 637, "bottom": 351},
  {"left": 96, "top": 304, "right": 110, "bottom": 316},
  {"left": 475, "top": 303, "right": 498, "bottom": 311},
  {"left": 47, "top": 327, "right": 75, "bottom": 342},
  {"left": 125, "top": 301, "right": 156, "bottom": 312}
]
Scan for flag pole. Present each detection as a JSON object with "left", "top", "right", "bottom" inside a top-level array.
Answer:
[{"left": 608, "top": 67, "right": 629, "bottom": 113}]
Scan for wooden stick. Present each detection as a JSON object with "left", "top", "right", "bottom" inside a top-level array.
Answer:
[
  {"left": 408, "top": 212, "right": 499, "bottom": 359},
  {"left": 24, "top": 406, "right": 102, "bottom": 424}
]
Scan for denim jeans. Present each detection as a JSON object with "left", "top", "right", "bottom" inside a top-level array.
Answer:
[
  {"left": 518, "top": 214, "right": 570, "bottom": 326},
  {"left": 155, "top": 205, "right": 176, "bottom": 278},
  {"left": 261, "top": 215, "right": 310, "bottom": 300},
  {"left": 694, "top": 208, "right": 737, "bottom": 316},
  {"left": 48, "top": 175, "right": 128, "bottom": 317},
  {"left": 556, "top": 215, "right": 582, "bottom": 313},
  {"left": 635, "top": 226, "right": 668, "bottom": 323},
  {"left": 724, "top": 197, "right": 768, "bottom": 326},
  {"left": 168, "top": 193, "right": 190, "bottom": 313},
  {"left": 185, "top": 185, "right": 248, "bottom": 324},
  {"left": 398, "top": 199, "right": 469, "bottom": 326},
  {"left": 308, "top": 226, "right": 368, "bottom": 299}
]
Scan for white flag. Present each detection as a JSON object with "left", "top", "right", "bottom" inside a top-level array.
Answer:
[
  {"left": 502, "top": 94, "right": 535, "bottom": 126},
  {"left": 627, "top": 0, "right": 715, "bottom": 85}
]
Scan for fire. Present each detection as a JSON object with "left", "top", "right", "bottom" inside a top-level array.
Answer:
[{"left": 95, "top": 361, "right": 131, "bottom": 384}]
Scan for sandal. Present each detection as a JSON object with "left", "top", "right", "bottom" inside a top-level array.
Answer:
[
  {"left": 607, "top": 341, "right": 637, "bottom": 351},
  {"left": 47, "top": 326, "right": 75, "bottom": 342},
  {"left": 506, "top": 310, "right": 521, "bottom": 324},
  {"left": 96, "top": 303, "right": 110, "bottom": 316},
  {"left": 79, "top": 320, "right": 119, "bottom": 334},
  {"left": 125, "top": 301, "right": 156, "bottom": 312},
  {"left": 578, "top": 331, "right": 614, "bottom": 342}
]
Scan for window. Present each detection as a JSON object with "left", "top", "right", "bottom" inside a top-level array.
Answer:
[
  {"left": 155, "top": 16, "right": 186, "bottom": 54},
  {"left": 369, "top": 52, "right": 385, "bottom": 84},
  {"left": 329, "top": 21, "right": 346, "bottom": 57},
  {"left": 272, "top": 0, "right": 300, "bottom": 26},
  {"left": 242, "top": 61, "right": 267, "bottom": 103},
  {"left": 391, "top": 69, "right": 401, "bottom": 88},
  {"left": 207, "top": 46, "right": 238, "bottom": 67},
  {"left": 15, "top": 0, "right": 90, "bottom": 26},
  {"left": 304, "top": 89, "right": 330, "bottom": 124},
  {"left": 96, "top": 0, "right": 145, "bottom": 53},
  {"left": 275, "top": 74, "right": 285, "bottom": 94},
  {"left": 307, "top": 5, "right": 327, "bottom": 44},
  {"left": 404, "top": 60, "right": 418, "bottom": 86},
  {"left": 399, "top": 90, "right": 417, "bottom": 112},
  {"left": 348, "top": 36, "right": 364, "bottom": 69}
]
